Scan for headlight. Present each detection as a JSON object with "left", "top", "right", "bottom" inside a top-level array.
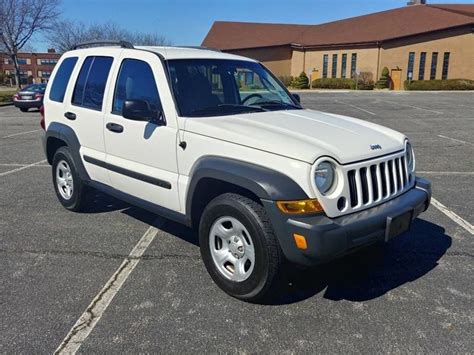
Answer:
[
  {"left": 315, "top": 161, "right": 335, "bottom": 195},
  {"left": 406, "top": 142, "right": 415, "bottom": 172}
]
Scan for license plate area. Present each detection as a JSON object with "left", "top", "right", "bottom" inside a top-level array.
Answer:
[
  {"left": 385, "top": 210, "right": 413, "bottom": 241},
  {"left": 21, "top": 95, "right": 32, "bottom": 100}
]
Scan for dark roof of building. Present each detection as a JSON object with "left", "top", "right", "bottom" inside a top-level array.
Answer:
[{"left": 202, "top": 4, "right": 474, "bottom": 50}]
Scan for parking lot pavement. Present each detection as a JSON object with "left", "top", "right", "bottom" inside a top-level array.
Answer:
[{"left": 0, "top": 93, "right": 473, "bottom": 353}]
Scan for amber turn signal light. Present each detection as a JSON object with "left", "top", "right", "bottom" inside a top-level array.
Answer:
[
  {"left": 276, "top": 199, "right": 323, "bottom": 214},
  {"left": 293, "top": 234, "right": 308, "bottom": 250}
]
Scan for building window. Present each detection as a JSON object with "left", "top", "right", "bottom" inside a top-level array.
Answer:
[
  {"left": 331, "top": 54, "right": 338, "bottom": 78},
  {"left": 418, "top": 52, "right": 426, "bottom": 80},
  {"left": 322, "top": 54, "right": 328, "bottom": 78},
  {"left": 430, "top": 52, "right": 438, "bottom": 80},
  {"left": 442, "top": 52, "right": 450, "bottom": 80},
  {"left": 407, "top": 52, "right": 415, "bottom": 80},
  {"left": 341, "top": 54, "right": 347, "bottom": 79},
  {"left": 39, "top": 58, "right": 58, "bottom": 65},
  {"left": 351, "top": 53, "right": 357, "bottom": 78},
  {"left": 18, "top": 59, "right": 28, "bottom": 65}
]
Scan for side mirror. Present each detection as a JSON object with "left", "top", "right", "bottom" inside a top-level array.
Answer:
[
  {"left": 122, "top": 100, "right": 164, "bottom": 125},
  {"left": 292, "top": 93, "right": 301, "bottom": 104},
  {"left": 123, "top": 100, "right": 153, "bottom": 121}
]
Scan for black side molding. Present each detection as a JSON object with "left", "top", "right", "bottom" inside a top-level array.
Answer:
[{"left": 83, "top": 155, "right": 172, "bottom": 190}]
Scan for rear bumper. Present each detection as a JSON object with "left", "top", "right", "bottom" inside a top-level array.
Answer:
[
  {"left": 263, "top": 177, "right": 431, "bottom": 266},
  {"left": 13, "top": 100, "right": 42, "bottom": 109}
]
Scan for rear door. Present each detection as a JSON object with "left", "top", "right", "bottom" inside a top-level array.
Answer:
[
  {"left": 63, "top": 54, "right": 116, "bottom": 184},
  {"left": 103, "top": 50, "right": 180, "bottom": 212}
]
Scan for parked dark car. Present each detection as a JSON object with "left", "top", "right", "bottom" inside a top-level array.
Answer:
[{"left": 13, "top": 83, "right": 47, "bottom": 112}]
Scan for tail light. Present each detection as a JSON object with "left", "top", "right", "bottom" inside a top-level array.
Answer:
[
  {"left": 13, "top": 93, "right": 19, "bottom": 101},
  {"left": 40, "top": 105, "right": 45, "bottom": 130},
  {"left": 34, "top": 93, "right": 44, "bottom": 100}
]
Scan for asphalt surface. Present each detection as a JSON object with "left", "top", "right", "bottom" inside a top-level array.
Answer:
[{"left": 1, "top": 92, "right": 473, "bottom": 353}]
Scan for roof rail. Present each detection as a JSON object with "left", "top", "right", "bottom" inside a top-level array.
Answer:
[
  {"left": 70, "top": 40, "right": 134, "bottom": 50},
  {"left": 174, "top": 45, "right": 222, "bottom": 52}
]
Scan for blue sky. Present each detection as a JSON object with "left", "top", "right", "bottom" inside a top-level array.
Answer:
[{"left": 36, "top": 0, "right": 473, "bottom": 51}]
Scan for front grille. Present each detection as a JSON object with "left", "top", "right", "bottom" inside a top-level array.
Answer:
[{"left": 347, "top": 155, "right": 409, "bottom": 208}]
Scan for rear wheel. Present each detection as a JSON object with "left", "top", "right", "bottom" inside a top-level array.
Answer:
[
  {"left": 52, "top": 146, "right": 88, "bottom": 211},
  {"left": 199, "top": 193, "right": 283, "bottom": 302}
]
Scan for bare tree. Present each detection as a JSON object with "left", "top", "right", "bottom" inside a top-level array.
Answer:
[
  {"left": 48, "top": 21, "right": 171, "bottom": 53},
  {"left": 0, "top": 0, "right": 60, "bottom": 88}
]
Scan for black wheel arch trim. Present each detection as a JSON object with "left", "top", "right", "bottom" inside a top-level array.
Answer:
[
  {"left": 44, "top": 122, "right": 90, "bottom": 181},
  {"left": 186, "top": 156, "right": 309, "bottom": 215}
]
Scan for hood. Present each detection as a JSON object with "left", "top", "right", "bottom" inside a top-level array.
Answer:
[{"left": 184, "top": 109, "right": 406, "bottom": 164}]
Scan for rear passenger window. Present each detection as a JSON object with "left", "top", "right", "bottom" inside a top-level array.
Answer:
[
  {"left": 72, "top": 56, "right": 113, "bottom": 110},
  {"left": 49, "top": 57, "right": 78, "bottom": 102},
  {"left": 112, "top": 59, "right": 162, "bottom": 115}
]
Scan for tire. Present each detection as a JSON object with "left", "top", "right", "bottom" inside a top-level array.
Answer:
[
  {"left": 52, "top": 146, "right": 88, "bottom": 212},
  {"left": 199, "top": 193, "right": 283, "bottom": 302},
  {"left": 20, "top": 108, "right": 28, "bottom": 112}
]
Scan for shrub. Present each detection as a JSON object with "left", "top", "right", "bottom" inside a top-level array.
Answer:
[
  {"left": 292, "top": 72, "right": 309, "bottom": 89},
  {"left": 0, "top": 91, "right": 16, "bottom": 103},
  {"left": 278, "top": 75, "right": 294, "bottom": 87},
  {"left": 375, "top": 67, "right": 390, "bottom": 89},
  {"left": 356, "top": 72, "right": 375, "bottom": 90},
  {"left": 312, "top": 78, "right": 355, "bottom": 89},
  {"left": 405, "top": 79, "right": 474, "bottom": 91}
]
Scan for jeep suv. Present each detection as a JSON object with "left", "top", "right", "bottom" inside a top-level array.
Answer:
[{"left": 42, "top": 41, "right": 431, "bottom": 302}]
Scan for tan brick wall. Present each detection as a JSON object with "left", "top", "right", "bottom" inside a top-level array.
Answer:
[
  {"left": 227, "top": 46, "right": 292, "bottom": 76},
  {"left": 291, "top": 49, "right": 305, "bottom": 77},
  {"left": 298, "top": 47, "right": 380, "bottom": 79},
  {"left": 380, "top": 28, "right": 474, "bottom": 81}
]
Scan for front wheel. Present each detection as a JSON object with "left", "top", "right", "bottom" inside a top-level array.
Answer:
[{"left": 199, "top": 193, "right": 283, "bottom": 302}]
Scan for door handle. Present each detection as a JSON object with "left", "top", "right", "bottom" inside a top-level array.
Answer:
[
  {"left": 64, "top": 112, "right": 76, "bottom": 120},
  {"left": 106, "top": 122, "right": 124, "bottom": 133}
]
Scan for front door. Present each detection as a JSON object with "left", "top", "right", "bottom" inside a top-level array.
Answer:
[
  {"left": 103, "top": 50, "right": 181, "bottom": 212},
  {"left": 391, "top": 69, "right": 403, "bottom": 91}
]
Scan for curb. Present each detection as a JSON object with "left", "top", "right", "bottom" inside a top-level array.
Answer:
[{"left": 0, "top": 102, "right": 14, "bottom": 107}]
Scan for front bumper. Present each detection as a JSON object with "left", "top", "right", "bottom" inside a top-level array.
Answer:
[
  {"left": 13, "top": 100, "right": 42, "bottom": 109},
  {"left": 263, "top": 177, "right": 431, "bottom": 266}
]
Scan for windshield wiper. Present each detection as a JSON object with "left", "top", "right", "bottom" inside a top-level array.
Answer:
[
  {"left": 189, "top": 104, "right": 268, "bottom": 116},
  {"left": 250, "top": 100, "right": 301, "bottom": 110}
]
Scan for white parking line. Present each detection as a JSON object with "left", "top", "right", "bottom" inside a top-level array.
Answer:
[
  {"left": 385, "top": 100, "right": 443, "bottom": 115},
  {"left": 431, "top": 198, "right": 473, "bottom": 235},
  {"left": 0, "top": 159, "right": 47, "bottom": 177},
  {"left": 55, "top": 221, "right": 163, "bottom": 354},
  {"left": 0, "top": 163, "right": 49, "bottom": 167},
  {"left": 335, "top": 100, "right": 376, "bottom": 115},
  {"left": 437, "top": 135, "right": 472, "bottom": 145},
  {"left": 419, "top": 171, "right": 474, "bottom": 175},
  {"left": 3, "top": 129, "right": 41, "bottom": 138}
]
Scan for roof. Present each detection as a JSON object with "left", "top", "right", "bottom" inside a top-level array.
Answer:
[
  {"left": 139, "top": 46, "right": 257, "bottom": 61},
  {"left": 202, "top": 4, "right": 474, "bottom": 50},
  {"left": 66, "top": 45, "right": 256, "bottom": 61}
]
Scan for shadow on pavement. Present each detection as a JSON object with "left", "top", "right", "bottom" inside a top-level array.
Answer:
[
  {"left": 271, "top": 219, "right": 451, "bottom": 304},
  {"left": 83, "top": 191, "right": 451, "bottom": 305}
]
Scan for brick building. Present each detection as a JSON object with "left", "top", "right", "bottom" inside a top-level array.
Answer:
[
  {"left": 0, "top": 48, "right": 61, "bottom": 86},
  {"left": 202, "top": 1, "right": 474, "bottom": 90}
]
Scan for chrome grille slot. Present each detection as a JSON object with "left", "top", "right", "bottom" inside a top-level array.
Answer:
[
  {"left": 348, "top": 170, "right": 358, "bottom": 207},
  {"left": 370, "top": 165, "right": 378, "bottom": 201},
  {"left": 345, "top": 151, "right": 412, "bottom": 214},
  {"left": 360, "top": 167, "right": 369, "bottom": 204}
]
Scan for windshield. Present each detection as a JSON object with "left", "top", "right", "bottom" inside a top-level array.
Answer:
[
  {"left": 22, "top": 84, "right": 46, "bottom": 93},
  {"left": 166, "top": 59, "right": 301, "bottom": 117}
]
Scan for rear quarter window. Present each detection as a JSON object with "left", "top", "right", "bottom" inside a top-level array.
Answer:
[
  {"left": 72, "top": 56, "right": 113, "bottom": 111},
  {"left": 49, "top": 57, "right": 78, "bottom": 102}
]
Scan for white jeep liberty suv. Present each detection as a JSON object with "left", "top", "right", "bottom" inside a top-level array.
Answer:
[{"left": 42, "top": 41, "right": 431, "bottom": 302}]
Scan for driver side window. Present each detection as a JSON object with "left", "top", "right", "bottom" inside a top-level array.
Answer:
[{"left": 112, "top": 59, "right": 162, "bottom": 116}]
